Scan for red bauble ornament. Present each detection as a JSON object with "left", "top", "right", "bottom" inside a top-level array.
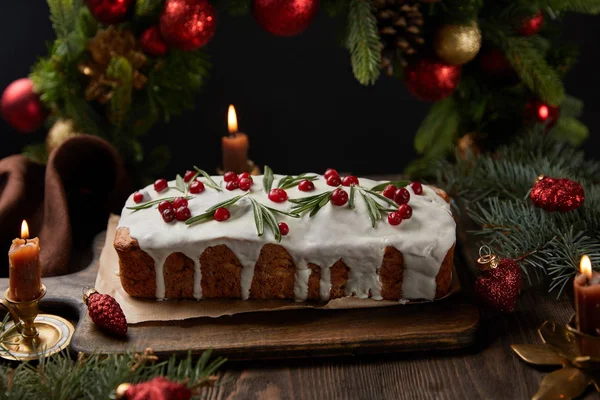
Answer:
[
  {"left": 525, "top": 100, "right": 560, "bottom": 129},
  {"left": 119, "top": 377, "right": 192, "bottom": 400},
  {"left": 252, "top": 0, "right": 320, "bottom": 37},
  {"left": 85, "top": 0, "right": 134, "bottom": 24},
  {"left": 1, "top": 78, "right": 46, "bottom": 133},
  {"left": 140, "top": 25, "right": 168, "bottom": 57},
  {"left": 83, "top": 289, "right": 127, "bottom": 336},
  {"left": 518, "top": 10, "right": 544, "bottom": 36},
  {"left": 404, "top": 58, "right": 461, "bottom": 101},
  {"left": 475, "top": 257, "right": 522, "bottom": 313},
  {"left": 160, "top": 0, "right": 217, "bottom": 51},
  {"left": 479, "top": 48, "right": 518, "bottom": 83},
  {"left": 530, "top": 176, "right": 585, "bottom": 212}
]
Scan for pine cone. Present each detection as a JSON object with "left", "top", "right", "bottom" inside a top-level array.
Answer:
[
  {"left": 84, "top": 289, "right": 128, "bottom": 336},
  {"left": 372, "top": 0, "right": 426, "bottom": 76},
  {"left": 116, "top": 377, "right": 192, "bottom": 400}
]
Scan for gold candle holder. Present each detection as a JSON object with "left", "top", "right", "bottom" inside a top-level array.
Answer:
[{"left": 0, "top": 284, "right": 74, "bottom": 361}]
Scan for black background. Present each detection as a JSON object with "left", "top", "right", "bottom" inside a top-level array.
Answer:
[{"left": 1, "top": 2, "right": 599, "bottom": 176}]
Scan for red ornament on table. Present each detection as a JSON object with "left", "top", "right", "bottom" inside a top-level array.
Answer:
[
  {"left": 85, "top": 0, "right": 134, "bottom": 24},
  {"left": 252, "top": 0, "right": 320, "bottom": 37},
  {"left": 530, "top": 175, "right": 584, "bottom": 212},
  {"left": 518, "top": 10, "right": 544, "bottom": 36},
  {"left": 474, "top": 247, "right": 522, "bottom": 313},
  {"left": 140, "top": 25, "right": 168, "bottom": 57},
  {"left": 117, "top": 377, "right": 191, "bottom": 400},
  {"left": 574, "top": 255, "right": 600, "bottom": 336},
  {"left": 1, "top": 78, "right": 46, "bottom": 133},
  {"left": 404, "top": 58, "right": 461, "bottom": 101},
  {"left": 160, "top": 0, "right": 217, "bottom": 51},
  {"left": 83, "top": 288, "right": 127, "bottom": 336}
]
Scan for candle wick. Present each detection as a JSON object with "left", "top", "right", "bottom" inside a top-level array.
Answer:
[
  {"left": 24, "top": 238, "right": 27, "bottom": 244},
  {"left": 230, "top": 131, "right": 237, "bottom": 139}
]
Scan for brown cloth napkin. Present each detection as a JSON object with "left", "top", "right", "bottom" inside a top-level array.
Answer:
[{"left": 0, "top": 135, "right": 129, "bottom": 277}]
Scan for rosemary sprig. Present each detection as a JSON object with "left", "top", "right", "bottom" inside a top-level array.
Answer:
[
  {"left": 172, "top": 174, "right": 186, "bottom": 193},
  {"left": 263, "top": 165, "right": 274, "bottom": 193},
  {"left": 185, "top": 193, "right": 248, "bottom": 225},
  {"left": 348, "top": 184, "right": 356, "bottom": 210},
  {"left": 370, "top": 180, "right": 410, "bottom": 192},
  {"left": 126, "top": 196, "right": 193, "bottom": 211},
  {"left": 360, "top": 187, "right": 398, "bottom": 208},
  {"left": 204, "top": 193, "right": 248, "bottom": 213},
  {"left": 360, "top": 189, "right": 381, "bottom": 228},
  {"left": 264, "top": 206, "right": 300, "bottom": 218},
  {"left": 193, "top": 166, "right": 222, "bottom": 191},
  {"left": 290, "top": 191, "right": 333, "bottom": 217},
  {"left": 277, "top": 174, "right": 318, "bottom": 190},
  {"left": 249, "top": 198, "right": 283, "bottom": 242},
  {"left": 249, "top": 198, "right": 264, "bottom": 236}
]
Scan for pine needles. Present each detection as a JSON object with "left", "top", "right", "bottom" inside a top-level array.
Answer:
[{"left": 346, "top": 0, "right": 381, "bottom": 86}]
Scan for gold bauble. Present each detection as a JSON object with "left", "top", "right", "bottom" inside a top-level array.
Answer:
[
  {"left": 46, "top": 119, "right": 80, "bottom": 154},
  {"left": 434, "top": 22, "right": 482, "bottom": 65}
]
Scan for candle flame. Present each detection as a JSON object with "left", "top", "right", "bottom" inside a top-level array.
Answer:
[
  {"left": 580, "top": 255, "right": 592, "bottom": 280},
  {"left": 21, "top": 220, "right": 29, "bottom": 239},
  {"left": 228, "top": 104, "right": 238, "bottom": 134}
]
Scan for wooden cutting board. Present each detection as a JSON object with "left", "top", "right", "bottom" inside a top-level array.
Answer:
[{"left": 0, "top": 233, "right": 479, "bottom": 360}]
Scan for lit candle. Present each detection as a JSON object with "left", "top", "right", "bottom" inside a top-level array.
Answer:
[
  {"left": 574, "top": 255, "right": 600, "bottom": 335},
  {"left": 222, "top": 104, "right": 249, "bottom": 174},
  {"left": 8, "top": 220, "right": 42, "bottom": 302}
]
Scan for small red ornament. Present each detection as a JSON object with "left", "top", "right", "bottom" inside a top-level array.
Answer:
[
  {"left": 269, "top": 188, "right": 288, "bottom": 203},
  {"left": 183, "top": 170, "right": 195, "bottom": 182},
  {"left": 175, "top": 206, "right": 191, "bottom": 221},
  {"left": 158, "top": 200, "right": 173, "bottom": 213},
  {"left": 224, "top": 171, "right": 238, "bottom": 182},
  {"left": 342, "top": 176, "right": 359, "bottom": 187},
  {"left": 404, "top": 58, "right": 461, "bottom": 101},
  {"left": 382, "top": 184, "right": 397, "bottom": 199},
  {"left": 298, "top": 179, "right": 315, "bottom": 192},
  {"left": 330, "top": 188, "right": 348, "bottom": 206},
  {"left": 133, "top": 192, "right": 144, "bottom": 203},
  {"left": 154, "top": 179, "right": 168, "bottom": 192},
  {"left": 85, "top": 0, "right": 134, "bottom": 24},
  {"left": 252, "top": 0, "right": 320, "bottom": 37},
  {"left": 1, "top": 78, "right": 46, "bottom": 133},
  {"left": 162, "top": 208, "right": 176, "bottom": 223},
  {"left": 160, "top": 0, "right": 217, "bottom": 51},
  {"left": 326, "top": 175, "right": 341, "bottom": 187},
  {"left": 214, "top": 207, "right": 230, "bottom": 221},
  {"left": 140, "top": 25, "right": 168, "bottom": 57},
  {"left": 118, "top": 377, "right": 191, "bottom": 400},
  {"left": 324, "top": 168, "right": 339, "bottom": 180},
  {"left": 226, "top": 180, "right": 240, "bottom": 191},
  {"left": 278, "top": 222, "right": 289, "bottom": 236},
  {"left": 83, "top": 289, "right": 127, "bottom": 336},
  {"left": 394, "top": 188, "right": 410, "bottom": 205},
  {"left": 525, "top": 100, "right": 560, "bottom": 129},
  {"left": 189, "top": 180, "right": 205, "bottom": 194},
  {"left": 530, "top": 175, "right": 585, "bottom": 212},
  {"left": 518, "top": 10, "right": 544, "bottom": 36},
  {"left": 398, "top": 204, "right": 412, "bottom": 219},
  {"left": 410, "top": 182, "right": 423, "bottom": 195},
  {"left": 474, "top": 248, "right": 522, "bottom": 313},
  {"left": 479, "top": 48, "right": 518, "bottom": 83},
  {"left": 239, "top": 177, "right": 253, "bottom": 191}
]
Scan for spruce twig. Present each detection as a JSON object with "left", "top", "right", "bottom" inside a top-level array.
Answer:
[{"left": 347, "top": 0, "right": 381, "bottom": 86}]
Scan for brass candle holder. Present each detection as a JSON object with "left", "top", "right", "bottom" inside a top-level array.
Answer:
[
  {"left": 0, "top": 284, "right": 74, "bottom": 361},
  {"left": 512, "top": 317, "right": 600, "bottom": 400}
]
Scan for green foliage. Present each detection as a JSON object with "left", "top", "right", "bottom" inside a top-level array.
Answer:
[
  {"left": 544, "top": 0, "right": 600, "bottom": 13},
  {"left": 47, "top": 0, "right": 81, "bottom": 39},
  {"left": 107, "top": 57, "right": 134, "bottom": 129},
  {"left": 216, "top": 0, "right": 251, "bottom": 16},
  {"left": 22, "top": 143, "right": 49, "bottom": 165},
  {"left": 346, "top": 0, "right": 381, "bottom": 86},
  {"left": 323, "top": 0, "right": 350, "bottom": 17},
  {"left": 135, "top": 0, "right": 164, "bottom": 19}
]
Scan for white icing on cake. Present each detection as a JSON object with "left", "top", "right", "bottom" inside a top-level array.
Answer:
[{"left": 117, "top": 174, "right": 456, "bottom": 301}]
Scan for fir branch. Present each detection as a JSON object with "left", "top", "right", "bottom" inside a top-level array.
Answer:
[
  {"left": 22, "top": 143, "right": 49, "bottom": 165},
  {"left": 550, "top": 117, "right": 589, "bottom": 146},
  {"left": 346, "top": 0, "right": 381, "bottom": 86},
  {"left": 135, "top": 0, "right": 164, "bottom": 19},
  {"left": 545, "top": 0, "right": 600, "bottom": 13},
  {"left": 47, "top": 0, "right": 81, "bottom": 40},
  {"left": 107, "top": 57, "right": 133, "bottom": 129}
]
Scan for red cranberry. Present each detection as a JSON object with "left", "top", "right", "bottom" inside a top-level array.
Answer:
[
  {"left": 189, "top": 180, "right": 205, "bottom": 194},
  {"left": 224, "top": 171, "right": 238, "bottom": 182},
  {"left": 411, "top": 181, "right": 423, "bottom": 195},
  {"left": 324, "top": 168, "right": 339, "bottom": 180},
  {"left": 183, "top": 170, "right": 195, "bottom": 182},
  {"left": 133, "top": 192, "right": 144, "bottom": 203},
  {"left": 175, "top": 206, "right": 191, "bottom": 221},
  {"left": 161, "top": 208, "right": 175, "bottom": 223},
  {"left": 326, "top": 175, "right": 342, "bottom": 187},
  {"left": 158, "top": 200, "right": 173, "bottom": 213},
  {"left": 398, "top": 204, "right": 413, "bottom": 219},
  {"left": 173, "top": 197, "right": 188, "bottom": 209},
  {"left": 342, "top": 176, "right": 359, "bottom": 187},
  {"left": 330, "top": 188, "right": 348, "bottom": 206},
  {"left": 388, "top": 212, "right": 402, "bottom": 226},
  {"left": 154, "top": 178, "right": 168, "bottom": 192},
  {"left": 214, "top": 207, "right": 230, "bottom": 222},
  {"left": 382, "top": 184, "right": 397, "bottom": 199},
  {"left": 226, "top": 180, "right": 240, "bottom": 191},
  {"left": 238, "top": 172, "right": 251, "bottom": 181},
  {"left": 239, "top": 177, "right": 253, "bottom": 191},
  {"left": 278, "top": 222, "right": 289, "bottom": 236},
  {"left": 268, "top": 188, "right": 288, "bottom": 203},
  {"left": 394, "top": 187, "right": 411, "bottom": 205},
  {"left": 298, "top": 179, "right": 315, "bottom": 192}
]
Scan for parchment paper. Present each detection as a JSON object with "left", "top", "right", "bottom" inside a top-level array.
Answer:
[{"left": 96, "top": 215, "right": 459, "bottom": 324}]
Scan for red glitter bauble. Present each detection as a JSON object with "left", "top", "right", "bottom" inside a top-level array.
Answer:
[
  {"left": 475, "top": 258, "right": 522, "bottom": 313},
  {"left": 404, "top": 58, "right": 461, "bottom": 101},
  {"left": 84, "top": 289, "right": 128, "bottom": 336},
  {"left": 525, "top": 100, "right": 560, "bottom": 129},
  {"left": 479, "top": 48, "right": 518, "bottom": 83},
  {"left": 160, "top": 0, "right": 217, "bottom": 51},
  {"left": 85, "top": 0, "right": 134, "bottom": 24},
  {"left": 252, "top": 0, "right": 320, "bottom": 37},
  {"left": 530, "top": 176, "right": 585, "bottom": 212},
  {"left": 140, "top": 25, "right": 169, "bottom": 57},
  {"left": 1, "top": 78, "right": 46, "bottom": 133},
  {"left": 122, "top": 377, "right": 192, "bottom": 400},
  {"left": 518, "top": 10, "right": 544, "bottom": 36}
]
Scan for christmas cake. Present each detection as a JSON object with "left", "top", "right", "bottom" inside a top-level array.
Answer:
[{"left": 114, "top": 168, "right": 456, "bottom": 302}]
